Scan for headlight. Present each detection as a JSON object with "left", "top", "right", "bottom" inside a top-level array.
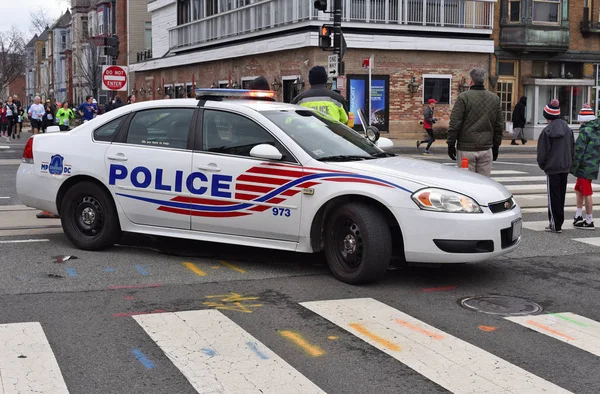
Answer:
[{"left": 411, "top": 188, "right": 482, "bottom": 213}]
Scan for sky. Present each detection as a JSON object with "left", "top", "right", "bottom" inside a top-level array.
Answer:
[{"left": 5, "top": 0, "right": 70, "bottom": 40}]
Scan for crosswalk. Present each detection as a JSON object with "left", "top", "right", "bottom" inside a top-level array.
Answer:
[{"left": 3, "top": 297, "right": 600, "bottom": 393}]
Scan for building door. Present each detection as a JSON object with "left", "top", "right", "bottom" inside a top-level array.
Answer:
[
  {"left": 497, "top": 80, "right": 516, "bottom": 123},
  {"left": 283, "top": 78, "right": 301, "bottom": 103}
]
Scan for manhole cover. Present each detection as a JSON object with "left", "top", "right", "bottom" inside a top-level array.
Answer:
[{"left": 460, "top": 295, "right": 542, "bottom": 316}]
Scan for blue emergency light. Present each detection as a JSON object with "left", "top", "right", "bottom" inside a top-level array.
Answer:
[{"left": 195, "top": 88, "right": 276, "bottom": 101}]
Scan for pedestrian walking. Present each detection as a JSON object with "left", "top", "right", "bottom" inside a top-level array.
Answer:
[
  {"left": 56, "top": 101, "right": 75, "bottom": 131},
  {"left": 78, "top": 96, "right": 98, "bottom": 123},
  {"left": 42, "top": 101, "right": 55, "bottom": 133},
  {"left": 0, "top": 101, "right": 7, "bottom": 143},
  {"left": 511, "top": 96, "right": 528, "bottom": 145},
  {"left": 446, "top": 67, "right": 504, "bottom": 176},
  {"left": 417, "top": 99, "right": 437, "bottom": 155},
  {"left": 4, "top": 97, "right": 18, "bottom": 139},
  {"left": 127, "top": 94, "right": 136, "bottom": 104},
  {"left": 537, "top": 99, "right": 575, "bottom": 233},
  {"left": 570, "top": 104, "right": 600, "bottom": 230},
  {"left": 28, "top": 96, "right": 45, "bottom": 135},
  {"left": 291, "top": 66, "right": 349, "bottom": 125}
]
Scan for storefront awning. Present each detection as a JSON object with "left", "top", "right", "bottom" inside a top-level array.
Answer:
[{"left": 523, "top": 78, "right": 595, "bottom": 86}]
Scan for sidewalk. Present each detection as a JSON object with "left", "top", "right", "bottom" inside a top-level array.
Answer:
[
  {"left": 387, "top": 136, "right": 537, "bottom": 154},
  {"left": 0, "top": 205, "right": 62, "bottom": 237}
]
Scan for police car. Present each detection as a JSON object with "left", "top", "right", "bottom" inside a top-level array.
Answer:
[{"left": 16, "top": 89, "right": 522, "bottom": 284}]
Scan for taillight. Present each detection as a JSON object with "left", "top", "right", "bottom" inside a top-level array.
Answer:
[{"left": 22, "top": 137, "right": 34, "bottom": 163}]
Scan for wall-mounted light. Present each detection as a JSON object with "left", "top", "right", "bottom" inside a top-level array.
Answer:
[
  {"left": 231, "top": 81, "right": 240, "bottom": 89},
  {"left": 459, "top": 77, "right": 470, "bottom": 93},
  {"left": 294, "top": 77, "right": 305, "bottom": 91},
  {"left": 326, "top": 79, "right": 333, "bottom": 90},
  {"left": 140, "top": 87, "right": 146, "bottom": 97},
  {"left": 407, "top": 76, "right": 419, "bottom": 95},
  {"left": 157, "top": 87, "right": 162, "bottom": 93},
  {"left": 271, "top": 78, "right": 281, "bottom": 91},
  {"left": 210, "top": 82, "right": 217, "bottom": 88}
]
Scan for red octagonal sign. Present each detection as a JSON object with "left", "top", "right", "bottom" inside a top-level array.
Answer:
[{"left": 102, "top": 65, "right": 128, "bottom": 91}]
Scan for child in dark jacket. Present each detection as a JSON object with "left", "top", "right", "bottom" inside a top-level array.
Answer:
[{"left": 537, "top": 99, "right": 575, "bottom": 233}]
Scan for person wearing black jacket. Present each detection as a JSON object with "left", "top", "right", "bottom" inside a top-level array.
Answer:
[
  {"left": 511, "top": 96, "right": 527, "bottom": 145},
  {"left": 291, "top": 66, "right": 348, "bottom": 124}
]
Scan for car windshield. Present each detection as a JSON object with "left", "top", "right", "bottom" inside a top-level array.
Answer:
[{"left": 261, "top": 109, "right": 387, "bottom": 161}]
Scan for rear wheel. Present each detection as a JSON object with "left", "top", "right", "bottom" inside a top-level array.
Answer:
[
  {"left": 60, "top": 181, "right": 122, "bottom": 250},
  {"left": 324, "top": 203, "right": 392, "bottom": 284}
]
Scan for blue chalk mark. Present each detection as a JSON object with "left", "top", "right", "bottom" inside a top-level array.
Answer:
[
  {"left": 136, "top": 265, "right": 149, "bottom": 276},
  {"left": 246, "top": 342, "right": 269, "bottom": 360},
  {"left": 65, "top": 268, "right": 78, "bottom": 277},
  {"left": 202, "top": 348, "right": 216, "bottom": 357},
  {"left": 104, "top": 268, "right": 117, "bottom": 273},
  {"left": 132, "top": 348, "right": 156, "bottom": 369}
]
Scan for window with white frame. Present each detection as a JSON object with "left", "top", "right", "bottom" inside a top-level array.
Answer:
[
  {"left": 144, "top": 22, "right": 152, "bottom": 50},
  {"left": 533, "top": 0, "right": 560, "bottom": 23},
  {"left": 422, "top": 75, "right": 451, "bottom": 104}
]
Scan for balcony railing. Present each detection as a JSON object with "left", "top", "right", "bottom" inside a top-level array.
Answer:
[{"left": 169, "top": 0, "right": 494, "bottom": 50}]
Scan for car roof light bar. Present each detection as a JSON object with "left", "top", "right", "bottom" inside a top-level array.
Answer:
[{"left": 195, "top": 88, "right": 276, "bottom": 101}]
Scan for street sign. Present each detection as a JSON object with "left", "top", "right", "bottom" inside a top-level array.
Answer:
[
  {"left": 328, "top": 54, "right": 339, "bottom": 77},
  {"left": 102, "top": 65, "right": 128, "bottom": 91}
]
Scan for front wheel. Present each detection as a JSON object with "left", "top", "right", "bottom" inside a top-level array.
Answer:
[
  {"left": 324, "top": 203, "right": 392, "bottom": 284},
  {"left": 60, "top": 181, "right": 122, "bottom": 250}
]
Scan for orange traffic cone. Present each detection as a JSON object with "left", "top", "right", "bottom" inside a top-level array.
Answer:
[
  {"left": 37, "top": 211, "right": 59, "bottom": 219},
  {"left": 461, "top": 157, "right": 469, "bottom": 169}
]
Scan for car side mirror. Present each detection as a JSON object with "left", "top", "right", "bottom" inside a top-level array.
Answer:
[
  {"left": 249, "top": 144, "right": 283, "bottom": 160},
  {"left": 366, "top": 126, "right": 380, "bottom": 142},
  {"left": 376, "top": 137, "right": 394, "bottom": 148}
]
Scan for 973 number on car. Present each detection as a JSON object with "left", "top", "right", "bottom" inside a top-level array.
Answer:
[{"left": 272, "top": 208, "right": 291, "bottom": 217}]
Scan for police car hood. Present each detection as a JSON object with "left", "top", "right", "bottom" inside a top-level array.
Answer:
[{"left": 323, "top": 156, "right": 512, "bottom": 205}]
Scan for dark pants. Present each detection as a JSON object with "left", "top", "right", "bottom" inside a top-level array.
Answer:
[
  {"left": 6, "top": 118, "right": 15, "bottom": 136},
  {"left": 547, "top": 173, "right": 568, "bottom": 231},
  {"left": 420, "top": 129, "right": 435, "bottom": 150}
]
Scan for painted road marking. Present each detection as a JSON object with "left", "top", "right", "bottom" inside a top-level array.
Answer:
[
  {"left": 0, "top": 322, "right": 70, "bottom": 393},
  {"left": 203, "top": 292, "right": 262, "bottom": 313},
  {"left": 108, "top": 284, "right": 163, "bottom": 290},
  {"left": 136, "top": 265, "right": 150, "bottom": 276},
  {"left": 218, "top": 260, "right": 246, "bottom": 273},
  {"left": 0, "top": 238, "right": 50, "bottom": 244},
  {"left": 301, "top": 298, "right": 570, "bottom": 394},
  {"left": 182, "top": 262, "right": 207, "bottom": 276},
  {"left": 573, "top": 237, "right": 600, "bottom": 247},
  {"left": 492, "top": 175, "right": 547, "bottom": 182},
  {"left": 506, "top": 312, "right": 600, "bottom": 357},
  {"left": 65, "top": 268, "right": 78, "bottom": 277},
  {"left": 113, "top": 309, "right": 167, "bottom": 318},
  {"left": 279, "top": 331, "right": 325, "bottom": 357},
  {"left": 131, "top": 348, "right": 156, "bottom": 369},
  {"left": 0, "top": 196, "right": 10, "bottom": 199},
  {"left": 490, "top": 170, "right": 528, "bottom": 175},
  {"left": 134, "top": 310, "right": 325, "bottom": 393},
  {"left": 523, "top": 221, "right": 575, "bottom": 232}
]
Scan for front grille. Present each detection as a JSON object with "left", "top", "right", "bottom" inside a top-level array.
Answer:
[{"left": 489, "top": 197, "right": 516, "bottom": 214}]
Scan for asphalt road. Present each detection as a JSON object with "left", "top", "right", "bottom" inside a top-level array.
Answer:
[{"left": 1, "top": 144, "right": 600, "bottom": 393}]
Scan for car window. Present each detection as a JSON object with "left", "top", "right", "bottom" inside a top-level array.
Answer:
[
  {"left": 94, "top": 115, "right": 127, "bottom": 142},
  {"left": 125, "top": 108, "right": 194, "bottom": 149},
  {"left": 202, "top": 110, "right": 281, "bottom": 158}
]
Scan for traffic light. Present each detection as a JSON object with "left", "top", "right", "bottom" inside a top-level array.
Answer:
[
  {"left": 314, "top": 0, "right": 327, "bottom": 11},
  {"left": 103, "top": 35, "right": 119, "bottom": 58},
  {"left": 319, "top": 25, "right": 333, "bottom": 49}
]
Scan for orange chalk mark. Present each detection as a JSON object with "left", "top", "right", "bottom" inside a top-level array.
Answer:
[
  {"left": 328, "top": 336, "right": 338, "bottom": 340},
  {"left": 479, "top": 325, "right": 497, "bottom": 332},
  {"left": 349, "top": 323, "right": 400, "bottom": 351},
  {"left": 396, "top": 319, "right": 444, "bottom": 340},
  {"left": 279, "top": 331, "right": 325, "bottom": 357},
  {"left": 527, "top": 320, "right": 576, "bottom": 340}
]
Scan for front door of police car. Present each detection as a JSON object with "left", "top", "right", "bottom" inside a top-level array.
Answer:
[
  {"left": 105, "top": 108, "right": 195, "bottom": 229},
  {"left": 190, "top": 110, "right": 302, "bottom": 242}
]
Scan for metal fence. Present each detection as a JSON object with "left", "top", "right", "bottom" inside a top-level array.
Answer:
[{"left": 169, "top": 0, "right": 494, "bottom": 50}]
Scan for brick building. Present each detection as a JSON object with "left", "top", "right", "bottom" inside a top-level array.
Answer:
[{"left": 131, "top": 0, "right": 496, "bottom": 137}]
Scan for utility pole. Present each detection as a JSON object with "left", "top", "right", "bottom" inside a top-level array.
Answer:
[
  {"left": 315, "top": 0, "right": 346, "bottom": 82},
  {"left": 332, "top": 0, "right": 344, "bottom": 77}
]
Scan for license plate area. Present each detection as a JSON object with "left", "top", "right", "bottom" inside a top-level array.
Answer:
[{"left": 511, "top": 218, "right": 522, "bottom": 241}]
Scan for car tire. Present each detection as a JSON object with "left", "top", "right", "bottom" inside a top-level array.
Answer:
[
  {"left": 324, "top": 202, "right": 392, "bottom": 284},
  {"left": 60, "top": 181, "right": 122, "bottom": 250}
]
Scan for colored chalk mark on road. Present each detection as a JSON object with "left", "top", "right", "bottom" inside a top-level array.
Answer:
[
  {"left": 422, "top": 285, "right": 457, "bottom": 292},
  {"left": 211, "top": 266, "right": 220, "bottom": 269},
  {"left": 218, "top": 260, "right": 246, "bottom": 273},
  {"left": 183, "top": 262, "right": 207, "bottom": 277},
  {"left": 124, "top": 296, "right": 135, "bottom": 301},
  {"left": 349, "top": 323, "right": 400, "bottom": 351},
  {"left": 279, "top": 331, "right": 325, "bottom": 357},
  {"left": 108, "top": 284, "right": 163, "bottom": 290},
  {"left": 526, "top": 320, "right": 576, "bottom": 340},
  {"left": 65, "top": 268, "right": 78, "bottom": 277},
  {"left": 246, "top": 341, "right": 269, "bottom": 359},
  {"left": 396, "top": 319, "right": 444, "bottom": 340},
  {"left": 550, "top": 313, "right": 589, "bottom": 327},
  {"left": 203, "top": 292, "right": 262, "bottom": 313},
  {"left": 136, "top": 265, "right": 150, "bottom": 276},
  {"left": 328, "top": 336, "right": 338, "bottom": 340},
  {"left": 132, "top": 348, "right": 156, "bottom": 369},
  {"left": 202, "top": 348, "right": 216, "bottom": 357},
  {"left": 479, "top": 325, "right": 497, "bottom": 332},
  {"left": 104, "top": 268, "right": 117, "bottom": 273},
  {"left": 113, "top": 309, "right": 167, "bottom": 318}
]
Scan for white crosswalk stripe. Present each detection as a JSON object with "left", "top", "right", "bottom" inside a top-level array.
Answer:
[
  {"left": 0, "top": 322, "right": 70, "bottom": 393},
  {"left": 134, "top": 309, "right": 325, "bottom": 394},
  {"left": 301, "top": 298, "right": 570, "bottom": 394}
]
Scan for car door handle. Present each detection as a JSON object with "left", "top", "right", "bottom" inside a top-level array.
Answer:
[
  {"left": 107, "top": 154, "right": 128, "bottom": 161},
  {"left": 197, "top": 163, "right": 221, "bottom": 172}
]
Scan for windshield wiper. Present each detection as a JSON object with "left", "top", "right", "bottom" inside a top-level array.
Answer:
[
  {"left": 316, "top": 155, "right": 374, "bottom": 162},
  {"left": 371, "top": 151, "right": 395, "bottom": 158}
]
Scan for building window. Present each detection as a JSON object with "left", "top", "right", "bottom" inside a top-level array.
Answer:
[
  {"left": 498, "top": 61, "right": 516, "bottom": 76},
  {"left": 422, "top": 75, "right": 451, "bottom": 104},
  {"left": 509, "top": 0, "right": 520, "bottom": 22},
  {"left": 178, "top": 0, "right": 191, "bottom": 24},
  {"left": 533, "top": 0, "right": 560, "bottom": 23},
  {"left": 61, "top": 34, "right": 67, "bottom": 51},
  {"left": 82, "top": 18, "right": 89, "bottom": 39},
  {"left": 144, "top": 22, "right": 152, "bottom": 49}
]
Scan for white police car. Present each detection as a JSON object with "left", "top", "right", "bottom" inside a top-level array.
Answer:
[{"left": 16, "top": 89, "right": 522, "bottom": 284}]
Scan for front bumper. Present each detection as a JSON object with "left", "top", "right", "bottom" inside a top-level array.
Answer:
[{"left": 397, "top": 204, "right": 522, "bottom": 263}]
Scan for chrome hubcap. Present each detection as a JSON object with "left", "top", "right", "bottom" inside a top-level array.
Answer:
[
  {"left": 343, "top": 234, "right": 357, "bottom": 255},
  {"left": 81, "top": 207, "right": 96, "bottom": 225}
]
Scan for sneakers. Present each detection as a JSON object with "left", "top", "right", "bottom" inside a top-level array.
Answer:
[
  {"left": 574, "top": 216, "right": 584, "bottom": 225},
  {"left": 574, "top": 221, "right": 595, "bottom": 230},
  {"left": 423, "top": 151, "right": 433, "bottom": 156},
  {"left": 521, "top": 139, "right": 527, "bottom": 145},
  {"left": 545, "top": 225, "right": 562, "bottom": 233},
  {"left": 416, "top": 140, "right": 421, "bottom": 150},
  {"left": 511, "top": 140, "right": 518, "bottom": 145}
]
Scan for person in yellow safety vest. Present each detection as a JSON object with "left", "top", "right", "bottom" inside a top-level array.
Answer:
[{"left": 291, "top": 66, "right": 349, "bottom": 125}]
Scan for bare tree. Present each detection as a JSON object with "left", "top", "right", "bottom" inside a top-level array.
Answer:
[
  {"left": 0, "top": 28, "right": 27, "bottom": 96},
  {"left": 72, "top": 37, "right": 104, "bottom": 99},
  {"left": 30, "top": 9, "right": 53, "bottom": 36}
]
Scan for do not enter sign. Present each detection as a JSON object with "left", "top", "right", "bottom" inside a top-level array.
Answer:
[{"left": 102, "top": 65, "right": 128, "bottom": 91}]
